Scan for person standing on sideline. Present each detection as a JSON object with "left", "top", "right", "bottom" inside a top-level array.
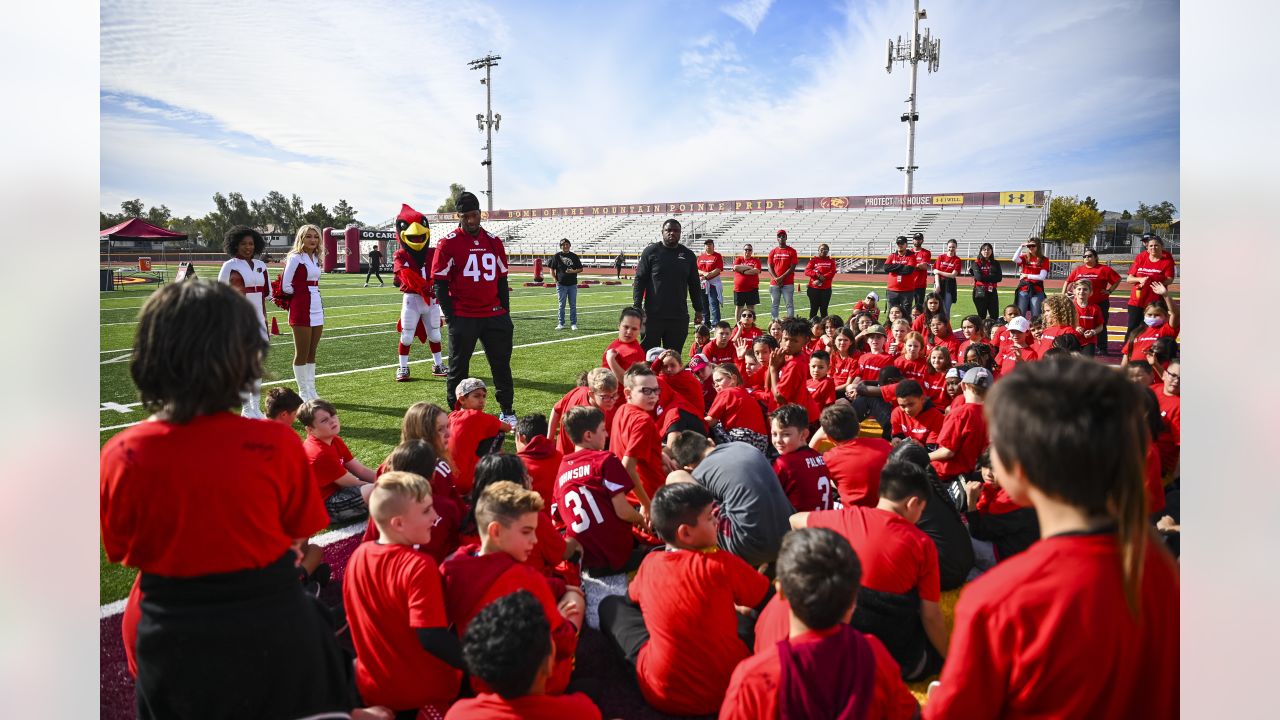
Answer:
[
  {"left": 633, "top": 218, "right": 704, "bottom": 353},
  {"left": 910, "top": 232, "right": 932, "bottom": 315},
  {"left": 549, "top": 238, "right": 583, "bottom": 331},
  {"left": 281, "top": 224, "right": 325, "bottom": 401},
  {"left": 697, "top": 239, "right": 725, "bottom": 326},
  {"left": 217, "top": 225, "right": 270, "bottom": 418},
  {"left": 431, "top": 191, "right": 518, "bottom": 426},
  {"left": 1123, "top": 234, "right": 1177, "bottom": 342},
  {"left": 767, "top": 229, "right": 799, "bottom": 320},
  {"left": 933, "top": 238, "right": 962, "bottom": 318},
  {"left": 1065, "top": 247, "right": 1121, "bottom": 354},
  {"left": 804, "top": 243, "right": 838, "bottom": 319},
  {"left": 614, "top": 250, "right": 626, "bottom": 279},
  {"left": 1012, "top": 237, "right": 1050, "bottom": 321},
  {"left": 731, "top": 243, "right": 763, "bottom": 318},
  {"left": 884, "top": 235, "right": 917, "bottom": 315},
  {"left": 364, "top": 244, "right": 384, "bottom": 287},
  {"left": 968, "top": 242, "right": 1003, "bottom": 323}
]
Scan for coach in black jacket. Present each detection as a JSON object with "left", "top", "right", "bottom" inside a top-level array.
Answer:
[{"left": 632, "top": 218, "right": 704, "bottom": 352}]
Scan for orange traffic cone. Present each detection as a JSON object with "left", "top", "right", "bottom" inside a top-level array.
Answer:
[{"left": 270, "top": 317, "right": 281, "bottom": 335}]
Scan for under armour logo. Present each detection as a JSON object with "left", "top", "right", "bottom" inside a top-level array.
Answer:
[{"left": 1008, "top": 193, "right": 1026, "bottom": 203}]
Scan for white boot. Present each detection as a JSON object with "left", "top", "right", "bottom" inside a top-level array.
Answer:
[
  {"left": 294, "top": 365, "right": 311, "bottom": 401},
  {"left": 306, "top": 363, "right": 320, "bottom": 400},
  {"left": 241, "top": 379, "right": 265, "bottom": 418}
]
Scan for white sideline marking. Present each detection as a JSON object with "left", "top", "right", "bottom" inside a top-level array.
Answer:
[
  {"left": 99, "top": 330, "right": 616, "bottom": 428},
  {"left": 100, "top": 522, "right": 370, "bottom": 617},
  {"left": 101, "top": 402, "right": 134, "bottom": 413}
]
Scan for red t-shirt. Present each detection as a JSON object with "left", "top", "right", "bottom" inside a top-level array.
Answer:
[
  {"left": 430, "top": 226, "right": 510, "bottom": 318},
  {"left": 703, "top": 339, "right": 738, "bottom": 364},
  {"left": 706, "top": 386, "right": 769, "bottom": 435},
  {"left": 1073, "top": 299, "right": 1104, "bottom": 346},
  {"left": 828, "top": 352, "right": 859, "bottom": 388},
  {"left": 925, "top": 534, "right": 1179, "bottom": 720},
  {"left": 804, "top": 256, "right": 838, "bottom": 290},
  {"left": 1122, "top": 324, "right": 1178, "bottom": 361},
  {"left": 807, "top": 506, "right": 941, "bottom": 601},
  {"left": 931, "top": 402, "right": 989, "bottom": 478},
  {"left": 890, "top": 404, "right": 945, "bottom": 445},
  {"left": 629, "top": 548, "right": 770, "bottom": 716},
  {"left": 448, "top": 409, "right": 505, "bottom": 497},
  {"left": 730, "top": 324, "right": 762, "bottom": 342},
  {"left": 304, "top": 434, "right": 354, "bottom": 500},
  {"left": 602, "top": 338, "right": 646, "bottom": 376},
  {"left": 822, "top": 438, "right": 892, "bottom": 508},
  {"left": 768, "top": 246, "right": 800, "bottom": 286},
  {"left": 1015, "top": 254, "right": 1050, "bottom": 292},
  {"left": 929, "top": 331, "right": 963, "bottom": 361},
  {"left": 1155, "top": 391, "right": 1180, "bottom": 476},
  {"left": 893, "top": 355, "right": 930, "bottom": 381},
  {"left": 1035, "top": 324, "right": 1083, "bottom": 356},
  {"left": 1144, "top": 441, "right": 1166, "bottom": 516},
  {"left": 990, "top": 326, "right": 1011, "bottom": 353},
  {"left": 732, "top": 255, "right": 763, "bottom": 292},
  {"left": 729, "top": 611, "right": 918, "bottom": 720},
  {"left": 934, "top": 252, "right": 962, "bottom": 279},
  {"left": 920, "top": 371, "right": 949, "bottom": 408},
  {"left": 517, "top": 436, "right": 562, "bottom": 507},
  {"left": 885, "top": 251, "right": 917, "bottom": 292},
  {"left": 911, "top": 247, "right": 932, "bottom": 290},
  {"left": 997, "top": 344, "right": 1039, "bottom": 376},
  {"left": 444, "top": 693, "right": 602, "bottom": 720},
  {"left": 610, "top": 402, "right": 665, "bottom": 500},
  {"left": 773, "top": 448, "right": 835, "bottom": 512},
  {"left": 1067, "top": 263, "right": 1121, "bottom": 306},
  {"left": 857, "top": 352, "right": 893, "bottom": 382},
  {"left": 851, "top": 300, "right": 881, "bottom": 321},
  {"left": 697, "top": 252, "right": 724, "bottom": 278},
  {"left": 1126, "top": 252, "right": 1177, "bottom": 308},
  {"left": 100, "top": 413, "right": 329, "bottom": 577},
  {"left": 554, "top": 449, "right": 636, "bottom": 571},
  {"left": 344, "top": 542, "right": 461, "bottom": 710},
  {"left": 365, "top": 459, "right": 463, "bottom": 563},
  {"left": 805, "top": 375, "right": 836, "bottom": 410},
  {"left": 552, "top": 386, "right": 618, "bottom": 457},
  {"left": 776, "top": 352, "right": 819, "bottom": 423}
]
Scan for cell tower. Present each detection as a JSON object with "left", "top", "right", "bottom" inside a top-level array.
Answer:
[
  {"left": 468, "top": 53, "right": 502, "bottom": 212},
  {"left": 885, "top": 1, "right": 941, "bottom": 195}
]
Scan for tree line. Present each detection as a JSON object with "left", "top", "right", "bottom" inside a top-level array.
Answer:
[{"left": 1042, "top": 195, "right": 1177, "bottom": 247}]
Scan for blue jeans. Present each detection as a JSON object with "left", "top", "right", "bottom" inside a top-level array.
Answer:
[
  {"left": 557, "top": 284, "right": 578, "bottom": 325},
  {"left": 769, "top": 284, "right": 795, "bottom": 320},
  {"left": 1016, "top": 288, "right": 1045, "bottom": 321},
  {"left": 704, "top": 282, "right": 722, "bottom": 325}
]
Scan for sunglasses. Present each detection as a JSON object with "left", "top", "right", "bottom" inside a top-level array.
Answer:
[
  {"left": 634, "top": 387, "right": 660, "bottom": 396},
  {"left": 741, "top": 313, "right": 755, "bottom": 318},
  {"left": 1083, "top": 253, "right": 1096, "bottom": 258}
]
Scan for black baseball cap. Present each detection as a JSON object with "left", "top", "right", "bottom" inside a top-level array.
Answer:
[
  {"left": 895, "top": 235, "right": 908, "bottom": 244},
  {"left": 456, "top": 191, "right": 481, "bottom": 214},
  {"left": 913, "top": 232, "right": 924, "bottom": 240}
]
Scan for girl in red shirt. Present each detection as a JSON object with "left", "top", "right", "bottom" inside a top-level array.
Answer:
[
  {"left": 886, "top": 319, "right": 911, "bottom": 357},
  {"left": 804, "top": 242, "right": 838, "bottom": 318},
  {"left": 932, "top": 238, "right": 963, "bottom": 316},
  {"left": 1121, "top": 282, "right": 1179, "bottom": 365},
  {"left": 1012, "top": 238, "right": 1050, "bottom": 321},
  {"left": 927, "top": 316, "right": 963, "bottom": 359},
  {"left": 969, "top": 242, "right": 1003, "bottom": 322},
  {"left": 894, "top": 332, "right": 931, "bottom": 380},
  {"left": 1124, "top": 234, "right": 1178, "bottom": 339},
  {"left": 927, "top": 359, "right": 1179, "bottom": 720},
  {"left": 829, "top": 327, "right": 861, "bottom": 397},
  {"left": 729, "top": 307, "right": 762, "bottom": 342},
  {"left": 922, "top": 346, "right": 953, "bottom": 408},
  {"left": 956, "top": 313, "right": 988, "bottom": 360},
  {"left": 910, "top": 292, "right": 945, "bottom": 334},
  {"left": 1034, "top": 295, "right": 1082, "bottom": 356}
]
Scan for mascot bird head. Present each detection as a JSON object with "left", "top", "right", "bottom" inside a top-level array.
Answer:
[{"left": 396, "top": 204, "right": 430, "bottom": 252}]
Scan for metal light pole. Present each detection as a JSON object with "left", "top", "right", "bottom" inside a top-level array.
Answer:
[
  {"left": 468, "top": 54, "right": 502, "bottom": 212},
  {"left": 886, "top": 1, "right": 941, "bottom": 195}
]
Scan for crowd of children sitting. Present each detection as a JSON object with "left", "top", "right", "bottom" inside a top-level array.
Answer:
[{"left": 102, "top": 277, "right": 1180, "bottom": 720}]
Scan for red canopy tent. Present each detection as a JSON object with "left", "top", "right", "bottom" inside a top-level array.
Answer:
[{"left": 100, "top": 218, "right": 189, "bottom": 288}]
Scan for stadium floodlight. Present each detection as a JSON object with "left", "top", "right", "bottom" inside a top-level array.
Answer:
[
  {"left": 885, "top": 0, "right": 942, "bottom": 196},
  {"left": 468, "top": 54, "right": 503, "bottom": 212}
]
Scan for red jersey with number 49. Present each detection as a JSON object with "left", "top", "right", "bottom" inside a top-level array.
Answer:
[
  {"left": 772, "top": 448, "right": 835, "bottom": 512},
  {"left": 431, "top": 226, "right": 509, "bottom": 317},
  {"left": 554, "top": 449, "right": 636, "bottom": 572}
]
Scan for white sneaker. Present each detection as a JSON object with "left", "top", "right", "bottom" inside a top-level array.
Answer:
[
  {"left": 555, "top": 324, "right": 565, "bottom": 330},
  {"left": 363, "top": 282, "right": 368, "bottom": 287},
  {"left": 571, "top": 324, "right": 578, "bottom": 330},
  {"left": 498, "top": 411, "right": 517, "bottom": 427}
]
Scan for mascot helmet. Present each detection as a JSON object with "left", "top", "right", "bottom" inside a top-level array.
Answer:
[{"left": 396, "top": 204, "right": 430, "bottom": 252}]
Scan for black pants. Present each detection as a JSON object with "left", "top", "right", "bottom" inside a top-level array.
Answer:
[
  {"left": 973, "top": 287, "right": 1000, "bottom": 322},
  {"left": 807, "top": 287, "right": 832, "bottom": 319},
  {"left": 887, "top": 290, "right": 911, "bottom": 315},
  {"left": 365, "top": 266, "right": 383, "bottom": 283},
  {"left": 445, "top": 314, "right": 515, "bottom": 412},
  {"left": 641, "top": 315, "right": 689, "bottom": 354},
  {"left": 912, "top": 287, "right": 927, "bottom": 314},
  {"left": 852, "top": 396, "right": 893, "bottom": 440},
  {"left": 599, "top": 595, "right": 755, "bottom": 667},
  {"left": 1126, "top": 304, "right": 1146, "bottom": 341}
]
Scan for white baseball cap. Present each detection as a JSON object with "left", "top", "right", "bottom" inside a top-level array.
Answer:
[
  {"left": 866, "top": 291, "right": 879, "bottom": 302},
  {"left": 1007, "top": 316, "right": 1030, "bottom": 333}
]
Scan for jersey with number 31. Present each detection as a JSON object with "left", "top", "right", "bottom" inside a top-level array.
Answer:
[
  {"left": 554, "top": 448, "right": 636, "bottom": 571},
  {"left": 430, "top": 226, "right": 510, "bottom": 317}
]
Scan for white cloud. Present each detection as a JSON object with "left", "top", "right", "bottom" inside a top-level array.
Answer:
[
  {"left": 720, "top": 0, "right": 774, "bottom": 33},
  {"left": 680, "top": 35, "right": 747, "bottom": 79}
]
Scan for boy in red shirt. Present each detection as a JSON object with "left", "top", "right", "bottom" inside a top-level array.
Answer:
[
  {"left": 771, "top": 404, "right": 835, "bottom": 512},
  {"left": 792, "top": 460, "right": 949, "bottom": 681},
  {"left": 448, "top": 377, "right": 514, "bottom": 496},
  {"left": 440, "top": 481, "right": 580, "bottom": 696},
  {"left": 1070, "top": 279, "right": 1105, "bottom": 356},
  {"left": 889, "top": 380, "right": 945, "bottom": 447},
  {"left": 603, "top": 307, "right": 646, "bottom": 382},
  {"left": 610, "top": 364, "right": 666, "bottom": 507},
  {"left": 264, "top": 386, "right": 304, "bottom": 425},
  {"left": 722, "top": 528, "right": 920, "bottom": 720},
  {"left": 555, "top": 406, "right": 648, "bottom": 573},
  {"left": 929, "top": 367, "right": 992, "bottom": 484},
  {"left": 514, "top": 413, "right": 562, "bottom": 507},
  {"left": 926, "top": 358, "right": 1179, "bottom": 719},
  {"left": 805, "top": 349, "right": 836, "bottom": 410},
  {"left": 598, "top": 482, "right": 770, "bottom": 717},
  {"left": 817, "top": 402, "right": 892, "bottom": 508},
  {"left": 706, "top": 363, "right": 771, "bottom": 445},
  {"left": 344, "top": 471, "right": 464, "bottom": 716},
  {"left": 702, "top": 321, "right": 738, "bottom": 363},
  {"left": 300, "top": 399, "right": 376, "bottom": 522},
  {"left": 548, "top": 367, "right": 619, "bottom": 456},
  {"left": 446, "top": 591, "right": 602, "bottom": 720},
  {"left": 995, "top": 316, "right": 1038, "bottom": 376},
  {"left": 770, "top": 316, "right": 820, "bottom": 423}
]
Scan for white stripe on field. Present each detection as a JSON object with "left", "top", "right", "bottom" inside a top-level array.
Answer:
[{"left": 100, "top": 522, "right": 369, "bottom": 617}]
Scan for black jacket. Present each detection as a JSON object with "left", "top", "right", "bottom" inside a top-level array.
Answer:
[
  {"left": 632, "top": 241, "right": 704, "bottom": 319},
  {"left": 549, "top": 251, "right": 582, "bottom": 286},
  {"left": 970, "top": 257, "right": 1003, "bottom": 285}
]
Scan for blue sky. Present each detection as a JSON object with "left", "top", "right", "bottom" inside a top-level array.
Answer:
[{"left": 101, "top": 0, "right": 1179, "bottom": 223}]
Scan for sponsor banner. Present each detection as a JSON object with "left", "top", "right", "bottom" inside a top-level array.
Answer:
[{"left": 422, "top": 190, "right": 1044, "bottom": 223}]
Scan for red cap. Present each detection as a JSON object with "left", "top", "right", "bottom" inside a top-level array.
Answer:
[{"left": 776, "top": 229, "right": 787, "bottom": 237}]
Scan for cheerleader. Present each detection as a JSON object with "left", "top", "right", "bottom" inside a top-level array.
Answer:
[
  {"left": 216, "top": 225, "right": 269, "bottom": 418},
  {"left": 282, "top": 224, "right": 325, "bottom": 400}
]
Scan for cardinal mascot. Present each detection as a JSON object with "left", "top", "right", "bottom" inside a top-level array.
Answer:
[{"left": 393, "top": 204, "right": 446, "bottom": 381}]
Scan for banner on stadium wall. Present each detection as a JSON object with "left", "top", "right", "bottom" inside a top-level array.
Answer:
[{"left": 423, "top": 190, "right": 1044, "bottom": 224}]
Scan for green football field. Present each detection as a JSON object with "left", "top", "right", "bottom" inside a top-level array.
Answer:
[{"left": 98, "top": 270, "right": 1172, "bottom": 603}]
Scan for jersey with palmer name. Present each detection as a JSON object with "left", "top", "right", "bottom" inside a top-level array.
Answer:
[
  {"left": 772, "top": 447, "right": 836, "bottom": 512},
  {"left": 430, "top": 226, "right": 510, "bottom": 317},
  {"left": 554, "top": 449, "right": 636, "bottom": 571}
]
